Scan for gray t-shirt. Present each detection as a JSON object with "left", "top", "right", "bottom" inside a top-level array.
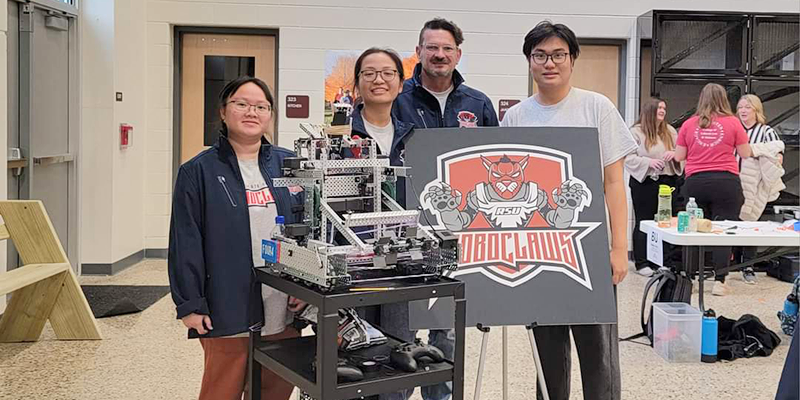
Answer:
[
  {"left": 500, "top": 87, "right": 637, "bottom": 168},
  {"left": 238, "top": 158, "right": 292, "bottom": 336}
]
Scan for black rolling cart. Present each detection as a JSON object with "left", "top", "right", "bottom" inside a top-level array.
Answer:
[{"left": 248, "top": 268, "right": 466, "bottom": 400}]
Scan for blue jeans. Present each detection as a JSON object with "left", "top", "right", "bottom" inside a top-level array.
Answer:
[{"left": 365, "top": 302, "right": 454, "bottom": 400}]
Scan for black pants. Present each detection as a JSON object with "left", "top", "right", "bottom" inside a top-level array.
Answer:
[
  {"left": 534, "top": 323, "right": 621, "bottom": 400},
  {"left": 629, "top": 175, "right": 678, "bottom": 270},
  {"left": 683, "top": 171, "right": 744, "bottom": 282}
]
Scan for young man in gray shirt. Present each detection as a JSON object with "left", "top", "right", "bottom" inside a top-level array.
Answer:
[{"left": 501, "top": 21, "right": 637, "bottom": 400}]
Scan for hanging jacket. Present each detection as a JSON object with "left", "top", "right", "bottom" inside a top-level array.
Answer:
[{"left": 739, "top": 140, "right": 785, "bottom": 221}]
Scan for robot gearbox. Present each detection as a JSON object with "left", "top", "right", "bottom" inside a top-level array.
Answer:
[{"left": 262, "top": 124, "right": 459, "bottom": 289}]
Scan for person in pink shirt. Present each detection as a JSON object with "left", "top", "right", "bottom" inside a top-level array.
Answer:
[{"left": 674, "top": 83, "right": 752, "bottom": 296}]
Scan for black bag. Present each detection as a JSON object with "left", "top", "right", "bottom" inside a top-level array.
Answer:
[
  {"left": 717, "top": 314, "right": 781, "bottom": 361},
  {"left": 620, "top": 268, "right": 693, "bottom": 346}
]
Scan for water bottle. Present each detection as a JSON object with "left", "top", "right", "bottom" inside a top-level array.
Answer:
[
  {"left": 272, "top": 215, "right": 285, "bottom": 239},
  {"left": 686, "top": 197, "right": 699, "bottom": 232},
  {"left": 657, "top": 185, "right": 673, "bottom": 228},
  {"left": 784, "top": 294, "right": 799, "bottom": 319},
  {"left": 701, "top": 309, "right": 718, "bottom": 363}
]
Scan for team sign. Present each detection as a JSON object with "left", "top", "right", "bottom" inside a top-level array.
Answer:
[
  {"left": 405, "top": 127, "right": 616, "bottom": 328},
  {"left": 420, "top": 146, "right": 597, "bottom": 290}
]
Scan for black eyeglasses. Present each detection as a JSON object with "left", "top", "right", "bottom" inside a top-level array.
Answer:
[
  {"left": 530, "top": 52, "right": 570, "bottom": 65},
  {"left": 359, "top": 70, "right": 398, "bottom": 82}
]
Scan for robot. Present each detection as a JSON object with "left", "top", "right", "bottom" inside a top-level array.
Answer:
[{"left": 262, "top": 124, "right": 459, "bottom": 289}]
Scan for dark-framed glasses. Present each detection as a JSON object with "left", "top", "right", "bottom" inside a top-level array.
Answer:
[
  {"left": 359, "top": 69, "right": 398, "bottom": 82},
  {"left": 530, "top": 52, "right": 570, "bottom": 65}
]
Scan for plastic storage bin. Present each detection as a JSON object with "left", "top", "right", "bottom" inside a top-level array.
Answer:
[{"left": 652, "top": 302, "right": 703, "bottom": 363}]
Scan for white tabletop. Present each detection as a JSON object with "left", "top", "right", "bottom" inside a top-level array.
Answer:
[{"left": 640, "top": 220, "right": 800, "bottom": 247}]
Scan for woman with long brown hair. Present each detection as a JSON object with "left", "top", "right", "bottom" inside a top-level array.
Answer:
[
  {"left": 674, "top": 83, "right": 752, "bottom": 296},
  {"left": 625, "top": 98, "right": 682, "bottom": 277}
]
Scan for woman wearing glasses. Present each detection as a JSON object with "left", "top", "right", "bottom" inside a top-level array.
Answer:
[
  {"left": 168, "top": 76, "right": 306, "bottom": 400},
  {"left": 349, "top": 47, "right": 418, "bottom": 400},
  {"left": 350, "top": 47, "right": 414, "bottom": 204}
]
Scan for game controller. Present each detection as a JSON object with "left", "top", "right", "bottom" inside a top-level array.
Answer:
[
  {"left": 389, "top": 340, "right": 446, "bottom": 372},
  {"left": 337, "top": 358, "right": 364, "bottom": 382},
  {"left": 311, "top": 357, "right": 364, "bottom": 382}
]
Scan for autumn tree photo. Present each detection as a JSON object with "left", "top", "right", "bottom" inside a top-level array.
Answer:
[{"left": 325, "top": 54, "right": 358, "bottom": 103}]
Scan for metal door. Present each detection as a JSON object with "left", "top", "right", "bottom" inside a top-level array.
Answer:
[{"left": 7, "top": 1, "right": 79, "bottom": 272}]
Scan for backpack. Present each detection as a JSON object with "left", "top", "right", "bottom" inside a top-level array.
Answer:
[{"left": 621, "top": 268, "right": 693, "bottom": 346}]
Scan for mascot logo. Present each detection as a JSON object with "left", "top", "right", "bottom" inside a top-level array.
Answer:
[{"left": 421, "top": 144, "right": 600, "bottom": 289}]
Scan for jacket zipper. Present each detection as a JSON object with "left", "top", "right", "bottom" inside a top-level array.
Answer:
[
  {"left": 416, "top": 109, "right": 429, "bottom": 129},
  {"left": 217, "top": 176, "right": 237, "bottom": 207}
]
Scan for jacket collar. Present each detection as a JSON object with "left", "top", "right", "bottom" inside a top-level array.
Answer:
[
  {"left": 411, "top": 63, "right": 465, "bottom": 92},
  {"left": 351, "top": 103, "right": 414, "bottom": 143},
  {"left": 215, "top": 134, "right": 273, "bottom": 162}
]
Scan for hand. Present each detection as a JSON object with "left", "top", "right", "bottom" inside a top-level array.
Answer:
[
  {"left": 288, "top": 296, "right": 307, "bottom": 313},
  {"left": 182, "top": 313, "right": 213, "bottom": 335},
  {"left": 610, "top": 248, "right": 628, "bottom": 285},
  {"left": 662, "top": 151, "right": 675, "bottom": 162},
  {"left": 648, "top": 158, "right": 665, "bottom": 171},
  {"left": 778, "top": 153, "right": 783, "bottom": 166}
]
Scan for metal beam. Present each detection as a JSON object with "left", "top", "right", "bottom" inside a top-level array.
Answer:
[
  {"left": 660, "top": 21, "right": 744, "bottom": 70},
  {"left": 756, "top": 42, "right": 800, "bottom": 72}
]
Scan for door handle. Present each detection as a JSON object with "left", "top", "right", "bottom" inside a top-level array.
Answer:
[{"left": 33, "top": 154, "right": 74, "bottom": 166}]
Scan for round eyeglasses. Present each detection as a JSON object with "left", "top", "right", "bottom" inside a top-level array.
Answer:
[{"left": 227, "top": 100, "right": 272, "bottom": 115}]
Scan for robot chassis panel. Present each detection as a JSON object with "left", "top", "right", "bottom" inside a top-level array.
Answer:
[{"left": 265, "top": 124, "right": 459, "bottom": 289}]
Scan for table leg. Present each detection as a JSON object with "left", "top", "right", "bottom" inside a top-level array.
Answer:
[
  {"left": 698, "top": 245, "right": 705, "bottom": 312},
  {"left": 454, "top": 290, "right": 466, "bottom": 400}
]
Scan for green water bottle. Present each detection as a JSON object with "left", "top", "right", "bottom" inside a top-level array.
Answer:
[{"left": 657, "top": 185, "right": 673, "bottom": 228}]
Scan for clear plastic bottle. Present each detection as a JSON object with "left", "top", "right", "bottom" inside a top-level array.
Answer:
[
  {"left": 686, "top": 197, "right": 699, "bottom": 232},
  {"left": 657, "top": 185, "right": 673, "bottom": 228},
  {"left": 272, "top": 215, "right": 285, "bottom": 239}
]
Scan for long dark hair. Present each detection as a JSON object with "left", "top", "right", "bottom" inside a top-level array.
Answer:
[
  {"left": 218, "top": 76, "right": 275, "bottom": 137},
  {"left": 352, "top": 47, "right": 405, "bottom": 96}
]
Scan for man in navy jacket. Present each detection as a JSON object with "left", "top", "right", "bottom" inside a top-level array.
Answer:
[
  {"left": 390, "top": 17, "right": 498, "bottom": 400},
  {"left": 393, "top": 18, "right": 499, "bottom": 130}
]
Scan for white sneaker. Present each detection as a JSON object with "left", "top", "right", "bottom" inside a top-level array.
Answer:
[
  {"left": 712, "top": 281, "right": 730, "bottom": 296},
  {"left": 636, "top": 266, "right": 655, "bottom": 277}
]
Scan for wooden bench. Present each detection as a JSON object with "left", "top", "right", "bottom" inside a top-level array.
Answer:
[{"left": 0, "top": 200, "right": 101, "bottom": 342}]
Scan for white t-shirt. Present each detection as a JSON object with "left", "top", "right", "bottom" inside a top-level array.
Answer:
[
  {"left": 363, "top": 118, "right": 395, "bottom": 155},
  {"left": 424, "top": 85, "right": 454, "bottom": 115},
  {"left": 238, "top": 158, "right": 292, "bottom": 336},
  {"left": 501, "top": 87, "right": 638, "bottom": 168}
]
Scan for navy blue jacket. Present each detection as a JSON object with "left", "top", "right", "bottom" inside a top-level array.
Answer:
[
  {"left": 393, "top": 63, "right": 499, "bottom": 129},
  {"left": 350, "top": 104, "right": 414, "bottom": 207},
  {"left": 168, "top": 136, "right": 304, "bottom": 338}
]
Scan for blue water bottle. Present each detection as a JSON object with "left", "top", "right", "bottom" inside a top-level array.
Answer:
[
  {"left": 701, "top": 309, "right": 718, "bottom": 363},
  {"left": 784, "top": 294, "right": 798, "bottom": 318}
]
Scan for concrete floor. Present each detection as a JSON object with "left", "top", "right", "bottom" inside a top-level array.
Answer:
[{"left": 0, "top": 259, "right": 794, "bottom": 400}]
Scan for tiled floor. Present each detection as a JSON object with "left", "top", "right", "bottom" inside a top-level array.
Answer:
[{"left": 0, "top": 259, "right": 794, "bottom": 400}]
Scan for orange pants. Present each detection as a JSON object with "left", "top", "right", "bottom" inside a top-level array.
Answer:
[{"left": 198, "top": 328, "right": 299, "bottom": 400}]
